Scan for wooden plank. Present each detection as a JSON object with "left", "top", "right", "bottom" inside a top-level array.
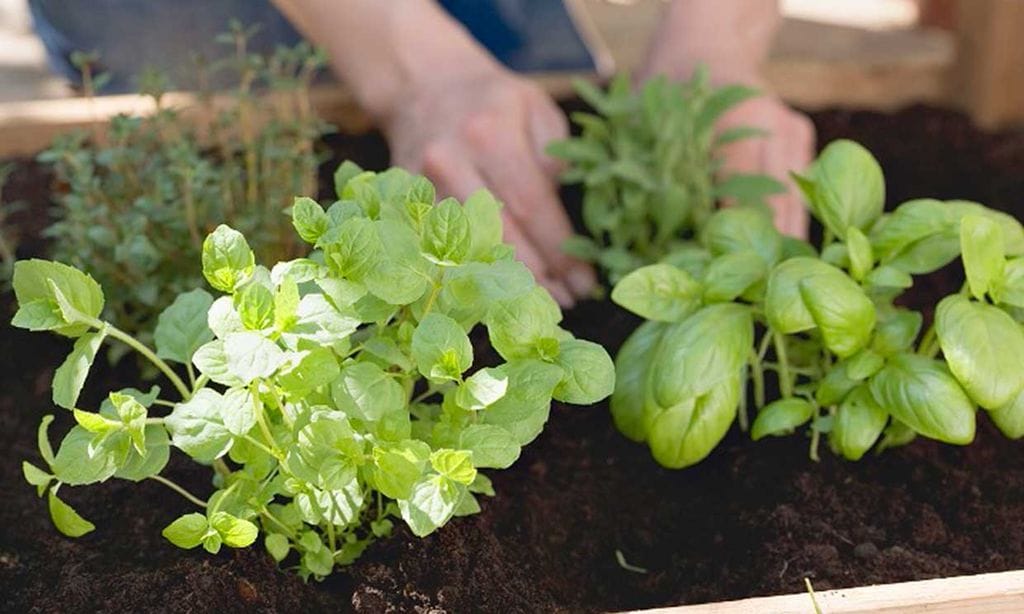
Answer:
[
  {"left": 951, "top": 0, "right": 1024, "bottom": 129},
  {"left": 626, "top": 569, "right": 1024, "bottom": 614}
]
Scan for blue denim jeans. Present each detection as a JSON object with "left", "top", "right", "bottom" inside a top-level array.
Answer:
[{"left": 28, "top": 0, "right": 597, "bottom": 93}]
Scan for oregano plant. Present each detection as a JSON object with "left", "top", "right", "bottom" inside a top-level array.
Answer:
[
  {"left": 14, "top": 163, "right": 614, "bottom": 577},
  {"left": 607, "top": 139, "right": 1024, "bottom": 467},
  {"left": 547, "top": 70, "right": 785, "bottom": 282}
]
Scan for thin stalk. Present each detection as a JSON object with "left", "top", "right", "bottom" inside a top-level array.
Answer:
[
  {"left": 186, "top": 363, "right": 197, "bottom": 390},
  {"left": 260, "top": 507, "right": 297, "bottom": 539},
  {"left": 149, "top": 475, "right": 208, "bottom": 507},
  {"left": 99, "top": 321, "right": 191, "bottom": 399},
  {"left": 243, "top": 434, "right": 280, "bottom": 459},
  {"left": 749, "top": 349, "right": 766, "bottom": 409},
  {"left": 773, "top": 330, "right": 794, "bottom": 398}
]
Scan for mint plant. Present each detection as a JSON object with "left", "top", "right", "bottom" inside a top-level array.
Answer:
[
  {"left": 547, "top": 70, "right": 784, "bottom": 282},
  {"left": 41, "top": 27, "right": 328, "bottom": 353},
  {"left": 608, "top": 139, "right": 1024, "bottom": 467},
  {"left": 15, "top": 165, "right": 614, "bottom": 577}
]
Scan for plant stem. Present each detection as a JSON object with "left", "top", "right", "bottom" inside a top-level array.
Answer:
[
  {"left": 260, "top": 507, "right": 296, "bottom": 539},
  {"left": 749, "top": 349, "right": 766, "bottom": 409},
  {"left": 772, "top": 330, "right": 794, "bottom": 398},
  {"left": 149, "top": 475, "right": 208, "bottom": 507},
  {"left": 100, "top": 322, "right": 191, "bottom": 399}
]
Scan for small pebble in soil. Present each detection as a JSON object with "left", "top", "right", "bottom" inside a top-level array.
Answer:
[{"left": 853, "top": 542, "right": 879, "bottom": 560}]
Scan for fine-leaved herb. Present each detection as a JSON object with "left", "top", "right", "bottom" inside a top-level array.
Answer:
[
  {"left": 547, "top": 70, "right": 784, "bottom": 282},
  {"left": 15, "top": 164, "right": 614, "bottom": 577},
  {"left": 41, "top": 25, "right": 329, "bottom": 355}
]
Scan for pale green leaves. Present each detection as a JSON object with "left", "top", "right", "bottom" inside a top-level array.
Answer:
[
  {"left": 164, "top": 389, "right": 233, "bottom": 462},
  {"left": 48, "top": 491, "right": 95, "bottom": 537},
  {"left": 52, "top": 327, "right": 107, "bottom": 409},
  {"left": 765, "top": 258, "right": 875, "bottom": 357},
  {"left": 421, "top": 198, "right": 471, "bottom": 265},
  {"left": 611, "top": 264, "right": 701, "bottom": 322},
  {"left": 292, "top": 196, "right": 330, "bottom": 244},
  {"left": 192, "top": 333, "right": 286, "bottom": 386},
  {"left": 830, "top": 386, "right": 888, "bottom": 461},
  {"left": 794, "top": 139, "right": 884, "bottom": 240},
  {"left": 935, "top": 295, "right": 1024, "bottom": 409},
  {"left": 12, "top": 259, "right": 105, "bottom": 337},
  {"left": 411, "top": 313, "right": 472, "bottom": 381},
  {"left": 960, "top": 214, "right": 1004, "bottom": 300},
  {"left": 486, "top": 287, "right": 562, "bottom": 360},
  {"left": 751, "top": 398, "right": 814, "bottom": 441},
  {"left": 155, "top": 289, "right": 214, "bottom": 364},
  {"left": 551, "top": 339, "right": 615, "bottom": 405},
  {"left": 202, "top": 225, "right": 255, "bottom": 293},
  {"left": 869, "top": 354, "right": 975, "bottom": 445},
  {"left": 163, "top": 511, "right": 257, "bottom": 554}
]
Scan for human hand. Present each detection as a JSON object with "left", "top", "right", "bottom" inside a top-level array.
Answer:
[
  {"left": 382, "top": 67, "right": 595, "bottom": 306},
  {"left": 717, "top": 93, "right": 816, "bottom": 238}
]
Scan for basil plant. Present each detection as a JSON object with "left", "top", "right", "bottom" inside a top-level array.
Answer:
[
  {"left": 547, "top": 69, "right": 784, "bottom": 282},
  {"left": 609, "top": 139, "right": 1024, "bottom": 468},
  {"left": 13, "top": 163, "right": 615, "bottom": 578}
]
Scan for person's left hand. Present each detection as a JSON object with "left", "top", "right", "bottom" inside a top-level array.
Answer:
[{"left": 716, "top": 93, "right": 816, "bottom": 238}]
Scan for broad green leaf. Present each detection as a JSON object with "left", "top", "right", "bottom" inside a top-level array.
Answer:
[
  {"left": 611, "top": 321, "right": 667, "bottom": 441},
  {"left": 322, "top": 217, "right": 382, "bottom": 281},
  {"left": 22, "top": 461, "right": 53, "bottom": 496},
  {"left": 222, "top": 332, "right": 287, "bottom": 384},
  {"left": 162, "top": 513, "right": 209, "bottom": 549},
  {"left": 373, "top": 441, "right": 430, "bottom": 500},
  {"left": 869, "top": 353, "right": 975, "bottom": 444},
  {"left": 482, "top": 359, "right": 564, "bottom": 445},
  {"left": 331, "top": 362, "right": 405, "bottom": 422},
  {"left": 990, "top": 387, "right": 1024, "bottom": 439},
  {"left": 155, "top": 289, "right": 215, "bottom": 364},
  {"left": 751, "top": 398, "right": 815, "bottom": 440},
  {"left": 430, "top": 449, "right": 476, "bottom": 485},
  {"left": 114, "top": 424, "right": 170, "bottom": 481},
  {"left": 48, "top": 491, "right": 95, "bottom": 537},
  {"left": 485, "top": 287, "right": 562, "bottom": 360},
  {"left": 278, "top": 348, "right": 340, "bottom": 397},
  {"left": 872, "top": 309, "right": 923, "bottom": 356},
  {"left": 766, "top": 257, "right": 875, "bottom": 357},
  {"left": 12, "top": 259, "right": 104, "bottom": 337},
  {"left": 611, "top": 264, "right": 701, "bottom": 322},
  {"left": 292, "top": 196, "right": 330, "bottom": 244},
  {"left": 846, "top": 227, "right": 874, "bottom": 281},
  {"left": 399, "top": 476, "right": 460, "bottom": 537},
  {"left": 648, "top": 304, "right": 753, "bottom": 410},
  {"left": 234, "top": 283, "right": 275, "bottom": 331},
  {"left": 455, "top": 368, "right": 508, "bottom": 410},
  {"left": 551, "top": 338, "right": 615, "bottom": 404},
  {"left": 266, "top": 533, "right": 290, "bottom": 562},
  {"left": 992, "top": 257, "right": 1024, "bottom": 308},
  {"left": 164, "top": 389, "right": 233, "bottom": 462},
  {"left": 333, "top": 160, "right": 364, "bottom": 198},
  {"left": 52, "top": 426, "right": 120, "bottom": 485},
  {"left": 647, "top": 377, "right": 739, "bottom": 469},
  {"left": 282, "top": 294, "right": 360, "bottom": 350},
  {"left": 421, "top": 198, "right": 471, "bottom": 265},
  {"left": 209, "top": 511, "right": 258, "bottom": 548},
  {"left": 960, "top": 214, "right": 1004, "bottom": 300},
  {"left": 845, "top": 349, "right": 885, "bottom": 380},
  {"left": 936, "top": 295, "right": 1024, "bottom": 409},
  {"left": 220, "top": 388, "right": 257, "bottom": 437},
  {"left": 701, "top": 251, "right": 767, "bottom": 303},
  {"left": 411, "top": 313, "right": 472, "bottom": 381},
  {"left": 52, "top": 327, "right": 107, "bottom": 409},
  {"left": 365, "top": 220, "right": 431, "bottom": 305},
  {"left": 207, "top": 296, "right": 245, "bottom": 339},
  {"left": 458, "top": 424, "right": 520, "bottom": 469},
  {"left": 701, "top": 207, "right": 782, "bottom": 266},
  {"left": 831, "top": 385, "right": 888, "bottom": 460},
  {"left": 201, "top": 225, "right": 255, "bottom": 293},
  {"left": 463, "top": 189, "right": 504, "bottom": 260},
  {"left": 798, "top": 140, "right": 884, "bottom": 239}
]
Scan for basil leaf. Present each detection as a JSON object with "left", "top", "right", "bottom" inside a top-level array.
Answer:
[
  {"left": 869, "top": 353, "right": 975, "bottom": 444},
  {"left": 751, "top": 398, "right": 815, "bottom": 441},
  {"left": 831, "top": 385, "right": 888, "bottom": 460}
]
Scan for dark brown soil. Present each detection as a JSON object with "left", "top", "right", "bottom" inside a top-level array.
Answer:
[{"left": 2, "top": 104, "right": 1024, "bottom": 614}]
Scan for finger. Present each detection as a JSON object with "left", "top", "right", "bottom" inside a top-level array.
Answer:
[
  {"left": 502, "top": 210, "right": 575, "bottom": 307},
  {"left": 526, "top": 92, "right": 570, "bottom": 179},
  {"left": 473, "top": 127, "right": 596, "bottom": 298},
  {"left": 768, "top": 114, "right": 815, "bottom": 238},
  {"left": 419, "top": 139, "right": 577, "bottom": 304}
]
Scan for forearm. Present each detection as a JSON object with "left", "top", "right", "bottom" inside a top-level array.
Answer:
[
  {"left": 641, "top": 0, "right": 781, "bottom": 84},
  {"left": 271, "top": 0, "right": 500, "bottom": 121}
]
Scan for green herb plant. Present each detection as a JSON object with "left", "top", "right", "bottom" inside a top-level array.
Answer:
[
  {"left": 547, "top": 70, "right": 785, "bottom": 282},
  {"left": 41, "top": 24, "right": 329, "bottom": 353},
  {"left": 608, "top": 139, "right": 1024, "bottom": 467},
  {"left": 15, "top": 164, "right": 614, "bottom": 577},
  {"left": 0, "top": 163, "right": 20, "bottom": 284}
]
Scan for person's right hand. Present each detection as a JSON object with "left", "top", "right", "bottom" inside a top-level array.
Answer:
[{"left": 380, "top": 67, "right": 596, "bottom": 307}]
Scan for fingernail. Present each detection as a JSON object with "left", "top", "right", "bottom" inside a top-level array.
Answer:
[{"left": 566, "top": 266, "right": 596, "bottom": 299}]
